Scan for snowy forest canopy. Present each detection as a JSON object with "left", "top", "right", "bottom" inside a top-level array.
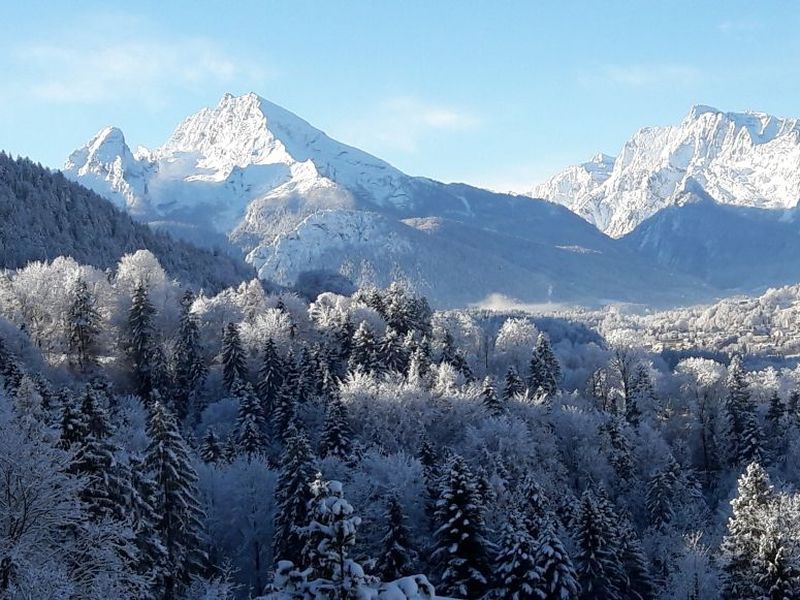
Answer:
[{"left": 1, "top": 250, "right": 800, "bottom": 599}]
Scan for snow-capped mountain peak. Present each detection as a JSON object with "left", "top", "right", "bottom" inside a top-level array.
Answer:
[{"left": 532, "top": 104, "right": 800, "bottom": 236}]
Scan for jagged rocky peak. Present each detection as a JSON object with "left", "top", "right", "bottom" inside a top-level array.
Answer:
[
  {"left": 65, "top": 126, "right": 135, "bottom": 174},
  {"left": 531, "top": 104, "right": 800, "bottom": 237}
]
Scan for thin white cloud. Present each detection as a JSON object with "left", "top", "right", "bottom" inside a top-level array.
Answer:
[
  {"left": 580, "top": 64, "right": 702, "bottom": 88},
  {"left": 6, "top": 16, "right": 270, "bottom": 109},
  {"left": 718, "top": 19, "right": 763, "bottom": 34},
  {"left": 340, "top": 96, "right": 479, "bottom": 154}
]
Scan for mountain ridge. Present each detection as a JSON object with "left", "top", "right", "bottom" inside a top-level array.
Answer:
[{"left": 531, "top": 104, "right": 800, "bottom": 236}]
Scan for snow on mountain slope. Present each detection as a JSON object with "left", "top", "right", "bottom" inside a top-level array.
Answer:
[
  {"left": 64, "top": 92, "right": 714, "bottom": 307},
  {"left": 249, "top": 209, "right": 710, "bottom": 308},
  {"left": 531, "top": 105, "right": 800, "bottom": 237}
]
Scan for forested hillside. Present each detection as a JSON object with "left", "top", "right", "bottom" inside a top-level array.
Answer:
[
  {"left": 1, "top": 252, "right": 799, "bottom": 599},
  {"left": 0, "top": 153, "right": 253, "bottom": 291}
]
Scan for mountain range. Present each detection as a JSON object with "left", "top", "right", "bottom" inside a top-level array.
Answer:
[
  {"left": 531, "top": 104, "right": 800, "bottom": 237},
  {"left": 60, "top": 93, "right": 800, "bottom": 307}
]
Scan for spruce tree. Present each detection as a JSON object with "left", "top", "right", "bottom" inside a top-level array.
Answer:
[
  {"left": 533, "top": 520, "right": 580, "bottom": 600},
  {"left": 58, "top": 393, "right": 85, "bottom": 449},
  {"left": 518, "top": 475, "right": 548, "bottom": 541},
  {"left": 348, "top": 321, "right": 378, "bottom": 374},
  {"left": 144, "top": 401, "right": 206, "bottom": 598},
  {"left": 720, "top": 461, "right": 775, "bottom": 598},
  {"left": 380, "top": 327, "right": 408, "bottom": 374},
  {"left": 432, "top": 455, "right": 493, "bottom": 598},
  {"left": 173, "top": 290, "right": 206, "bottom": 421},
  {"left": 127, "top": 282, "right": 157, "bottom": 399},
  {"left": 273, "top": 424, "right": 316, "bottom": 566},
  {"left": 503, "top": 365, "right": 525, "bottom": 401},
  {"left": 272, "top": 380, "right": 298, "bottom": 442},
  {"left": 758, "top": 526, "right": 799, "bottom": 600},
  {"left": 257, "top": 337, "right": 284, "bottom": 421},
  {"left": 617, "top": 518, "right": 656, "bottom": 600},
  {"left": 493, "top": 512, "right": 542, "bottom": 599},
  {"left": 221, "top": 322, "right": 247, "bottom": 391},
  {"left": 481, "top": 376, "right": 504, "bottom": 417},
  {"left": 376, "top": 495, "right": 417, "bottom": 581},
  {"left": 645, "top": 459, "right": 679, "bottom": 529},
  {"left": 318, "top": 394, "right": 351, "bottom": 460},
  {"left": 235, "top": 381, "right": 266, "bottom": 459},
  {"left": 128, "top": 455, "right": 168, "bottom": 596},
  {"left": 66, "top": 277, "right": 101, "bottom": 372},
  {"left": 602, "top": 418, "right": 636, "bottom": 483},
  {"left": 536, "top": 333, "right": 561, "bottom": 391},
  {"left": 572, "top": 490, "right": 624, "bottom": 600},
  {"left": 725, "top": 355, "right": 762, "bottom": 465},
  {"left": 200, "top": 427, "right": 222, "bottom": 464}
]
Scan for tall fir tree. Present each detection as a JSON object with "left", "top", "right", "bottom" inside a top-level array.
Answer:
[
  {"left": 493, "top": 512, "right": 542, "bottom": 599},
  {"left": 200, "top": 427, "right": 222, "bottom": 464},
  {"left": 481, "top": 376, "right": 504, "bottom": 417},
  {"left": 432, "top": 455, "right": 494, "bottom": 598},
  {"left": 572, "top": 490, "right": 624, "bottom": 600},
  {"left": 66, "top": 277, "right": 102, "bottom": 372},
  {"left": 127, "top": 282, "right": 157, "bottom": 400},
  {"left": 234, "top": 380, "right": 266, "bottom": 460},
  {"left": 318, "top": 394, "right": 351, "bottom": 460},
  {"left": 646, "top": 458, "right": 679, "bottom": 529},
  {"left": 256, "top": 338, "right": 284, "bottom": 421},
  {"left": 273, "top": 424, "right": 316, "bottom": 566},
  {"left": 221, "top": 322, "right": 247, "bottom": 391},
  {"left": 725, "top": 356, "right": 761, "bottom": 465},
  {"left": 720, "top": 461, "right": 775, "bottom": 599},
  {"left": 532, "top": 520, "right": 580, "bottom": 600},
  {"left": 144, "top": 401, "right": 206, "bottom": 598},
  {"left": 348, "top": 321, "right": 379, "bottom": 374},
  {"left": 172, "top": 290, "right": 206, "bottom": 421},
  {"left": 272, "top": 380, "right": 298, "bottom": 443},
  {"left": 376, "top": 495, "right": 418, "bottom": 581},
  {"left": 503, "top": 365, "right": 525, "bottom": 401}
]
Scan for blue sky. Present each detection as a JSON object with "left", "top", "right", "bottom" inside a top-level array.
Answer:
[{"left": 1, "top": 1, "right": 798, "bottom": 190}]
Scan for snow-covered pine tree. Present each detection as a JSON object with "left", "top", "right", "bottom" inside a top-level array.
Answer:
[
  {"left": 172, "top": 290, "right": 206, "bottom": 421},
  {"left": 626, "top": 364, "right": 654, "bottom": 427},
  {"left": 318, "top": 393, "right": 351, "bottom": 460},
  {"left": 301, "top": 476, "right": 366, "bottom": 590},
  {"left": 272, "top": 380, "right": 298, "bottom": 442},
  {"left": 532, "top": 519, "right": 580, "bottom": 600},
  {"left": 788, "top": 390, "right": 800, "bottom": 428},
  {"left": 766, "top": 390, "right": 787, "bottom": 461},
  {"left": 720, "top": 461, "right": 775, "bottom": 598},
  {"left": 200, "top": 427, "right": 222, "bottom": 464},
  {"left": 144, "top": 401, "right": 206, "bottom": 598},
  {"left": 256, "top": 337, "right": 284, "bottom": 421},
  {"left": 481, "top": 376, "right": 504, "bottom": 417},
  {"left": 58, "top": 392, "right": 85, "bottom": 449},
  {"left": 601, "top": 418, "right": 636, "bottom": 483},
  {"left": 128, "top": 454, "right": 168, "bottom": 597},
  {"left": 617, "top": 517, "right": 656, "bottom": 600},
  {"left": 493, "top": 511, "right": 541, "bottom": 599},
  {"left": 537, "top": 333, "right": 561, "bottom": 392},
  {"left": 66, "top": 277, "right": 101, "bottom": 372},
  {"left": 503, "top": 365, "right": 525, "bottom": 401},
  {"left": 221, "top": 322, "right": 247, "bottom": 391},
  {"left": 518, "top": 475, "right": 548, "bottom": 541},
  {"left": 380, "top": 327, "right": 408, "bottom": 374},
  {"left": 646, "top": 458, "right": 679, "bottom": 529},
  {"left": 528, "top": 339, "right": 557, "bottom": 398},
  {"left": 377, "top": 495, "right": 418, "bottom": 581},
  {"left": 757, "top": 524, "right": 799, "bottom": 600},
  {"left": 234, "top": 380, "right": 266, "bottom": 460},
  {"left": 348, "top": 321, "right": 379, "bottom": 375},
  {"left": 572, "top": 490, "right": 624, "bottom": 600},
  {"left": 725, "top": 356, "right": 762, "bottom": 465},
  {"left": 272, "top": 424, "right": 316, "bottom": 566},
  {"left": 127, "top": 281, "right": 157, "bottom": 400},
  {"left": 432, "top": 454, "right": 494, "bottom": 598}
]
